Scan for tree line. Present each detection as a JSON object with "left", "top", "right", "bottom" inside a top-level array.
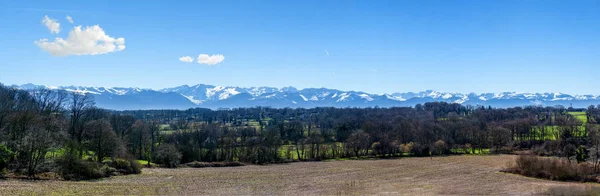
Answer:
[{"left": 119, "top": 101, "right": 600, "bottom": 165}]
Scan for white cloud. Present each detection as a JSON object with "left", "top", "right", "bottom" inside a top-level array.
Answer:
[
  {"left": 325, "top": 50, "right": 329, "bottom": 56},
  {"left": 34, "top": 25, "right": 125, "bottom": 56},
  {"left": 66, "top": 15, "right": 73, "bottom": 24},
  {"left": 179, "top": 56, "right": 194, "bottom": 63},
  {"left": 197, "top": 54, "right": 224, "bottom": 65},
  {"left": 42, "top": 15, "right": 60, "bottom": 34}
]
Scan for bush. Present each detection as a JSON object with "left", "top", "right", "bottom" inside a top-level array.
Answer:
[
  {"left": 128, "top": 158, "right": 143, "bottom": 174},
  {"left": 0, "top": 145, "right": 14, "bottom": 171},
  {"left": 154, "top": 144, "right": 182, "bottom": 168},
  {"left": 56, "top": 155, "right": 105, "bottom": 180},
  {"left": 431, "top": 140, "right": 448, "bottom": 156},
  {"left": 492, "top": 145, "right": 516, "bottom": 154},
  {"left": 37, "top": 159, "right": 59, "bottom": 173},
  {"left": 576, "top": 145, "right": 589, "bottom": 163},
  {"left": 105, "top": 158, "right": 142, "bottom": 174},
  {"left": 186, "top": 161, "right": 211, "bottom": 168},
  {"left": 100, "top": 164, "right": 118, "bottom": 176},
  {"left": 503, "top": 155, "right": 598, "bottom": 182},
  {"left": 0, "top": 168, "right": 7, "bottom": 178},
  {"left": 215, "top": 162, "right": 245, "bottom": 167},
  {"left": 399, "top": 142, "right": 413, "bottom": 154},
  {"left": 533, "top": 140, "right": 561, "bottom": 156},
  {"left": 185, "top": 161, "right": 245, "bottom": 168},
  {"left": 410, "top": 142, "right": 429, "bottom": 157}
]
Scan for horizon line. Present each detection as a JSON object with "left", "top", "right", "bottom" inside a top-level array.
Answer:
[{"left": 6, "top": 82, "right": 600, "bottom": 97}]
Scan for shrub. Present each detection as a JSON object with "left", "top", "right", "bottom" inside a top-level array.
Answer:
[
  {"left": 154, "top": 144, "right": 182, "bottom": 168},
  {"left": 0, "top": 168, "right": 6, "bottom": 178},
  {"left": 128, "top": 158, "right": 143, "bottom": 174},
  {"left": 464, "top": 143, "right": 473, "bottom": 154},
  {"left": 533, "top": 140, "right": 561, "bottom": 156},
  {"left": 35, "top": 172, "right": 61, "bottom": 180},
  {"left": 410, "top": 142, "right": 429, "bottom": 157},
  {"left": 185, "top": 161, "right": 245, "bottom": 168},
  {"left": 504, "top": 155, "right": 598, "bottom": 182},
  {"left": 37, "top": 159, "right": 59, "bottom": 173},
  {"left": 100, "top": 164, "right": 118, "bottom": 176},
  {"left": 400, "top": 142, "right": 414, "bottom": 154},
  {"left": 562, "top": 144, "right": 577, "bottom": 161},
  {"left": 576, "top": 145, "right": 589, "bottom": 163},
  {"left": 492, "top": 145, "right": 516, "bottom": 154},
  {"left": 186, "top": 161, "right": 211, "bottom": 168},
  {"left": 0, "top": 145, "right": 14, "bottom": 171},
  {"left": 215, "top": 162, "right": 245, "bottom": 167},
  {"left": 106, "top": 158, "right": 142, "bottom": 174},
  {"left": 431, "top": 140, "right": 448, "bottom": 156},
  {"left": 56, "top": 155, "right": 105, "bottom": 180}
]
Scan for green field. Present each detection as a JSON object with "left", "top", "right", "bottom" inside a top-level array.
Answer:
[
  {"left": 531, "top": 126, "right": 561, "bottom": 140},
  {"left": 513, "top": 112, "right": 589, "bottom": 141},
  {"left": 159, "top": 124, "right": 171, "bottom": 130},
  {"left": 569, "top": 111, "right": 587, "bottom": 124},
  {"left": 450, "top": 148, "right": 490, "bottom": 155},
  {"left": 136, "top": 160, "right": 157, "bottom": 167}
]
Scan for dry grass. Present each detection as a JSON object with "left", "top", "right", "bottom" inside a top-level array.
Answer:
[
  {"left": 0, "top": 155, "right": 598, "bottom": 195},
  {"left": 504, "top": 155, "right": 599, "bottom": 182}
]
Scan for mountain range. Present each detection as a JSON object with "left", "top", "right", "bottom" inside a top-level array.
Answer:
[{"left": 12, "top": 83, "right": 600, "bottom": 110}]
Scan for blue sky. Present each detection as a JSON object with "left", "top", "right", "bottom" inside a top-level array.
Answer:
[{"left": 1, "top": 0, "right": 599, "bottom": 94}]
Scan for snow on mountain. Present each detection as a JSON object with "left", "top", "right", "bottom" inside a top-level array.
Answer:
[
  {"left": 181, "top": 95, "right": 203, "bottom": 104},
  {"left": 359, "top": 94, "right": 374, "bottom": 101},
  {"left": 336, "top": 93, "right": 350, "bottom": 102},
  {"left": 299, "top": 94, "right": 309, "bottom": 101},
  {"left": 454, "top": 94, "right": 469, "bottom": 104},
  {"left": 385, "top": 94, "right": 406, "bottom": 101},
  {"left": 10, "top": 83, "right": 600, "bottom": 110}
]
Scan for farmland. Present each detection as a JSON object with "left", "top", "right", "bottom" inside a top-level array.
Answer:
[
  {"left": 512, "top": 112, "right": 590, "bottom": 141},
  {"left": 1, "top": 155, "right": 596, "bottom": 195},
  {"left": 3, "top": 85, "right": 600, "bottom": 195}
]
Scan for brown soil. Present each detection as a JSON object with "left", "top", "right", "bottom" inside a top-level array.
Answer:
[{"left": 0, "top": 155, "right": 596, "bottom": 195}]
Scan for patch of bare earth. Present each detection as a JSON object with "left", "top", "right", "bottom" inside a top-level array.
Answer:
[{"left": 0, "top": 155, "right": 596, "bottom": 195}]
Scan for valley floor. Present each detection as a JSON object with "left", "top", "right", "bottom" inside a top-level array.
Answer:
[{"left": 0, "top": 155, "right": 596, "bottom": 195}]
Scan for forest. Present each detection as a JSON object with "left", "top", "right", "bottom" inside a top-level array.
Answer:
[{"left": 2, "top": 83, "right": 600, "bottom": 180}]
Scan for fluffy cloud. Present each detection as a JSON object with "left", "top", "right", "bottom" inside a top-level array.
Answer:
[
  {"left": 35, "top": 25, "right": 125, "bottom": 56},
  {"left": 197, "top": 54, "right": 225, "bottom": 65},
  {"left": 66, "top": 15, "right": 73, "bottom": 24},
  {"left": 179, "top": 56, "right": 194, "bottom": 63},
  {"left": 42, "top": 15, "right": 60, "bottom": 34}
]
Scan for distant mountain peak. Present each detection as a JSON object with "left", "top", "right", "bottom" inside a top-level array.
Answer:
[{"left": 11, "top": 83, "right": 600, "bottom": 110}]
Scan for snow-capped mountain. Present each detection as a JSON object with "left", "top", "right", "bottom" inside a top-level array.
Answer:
[{"left": 11, "top": 83, "right": 600, "bottom": 110}]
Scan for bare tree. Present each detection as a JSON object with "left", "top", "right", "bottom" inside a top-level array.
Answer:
[
  {"left": 110, "top": 114, "right": 136, "bottom": 140},
  {"left": 31, "top": 88, "right": 67, "bottom": 115},
  {"left": 346, "top": 130, "right": 370, "bottom": 157},
  {"left": 587, "top": 124, "right": 600, "bottom": 171},
  {"left": 84, "top": 120, "right": 119, "bottom": 163},
  {"left": 67, "top": 92, "right": 94, "bottom": 158},
  {"left": 489, "top": 126, "right": 511, "bottom": 152},
  {"left": 147, "top": 121, "right": 160, "bottom": 166}
]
